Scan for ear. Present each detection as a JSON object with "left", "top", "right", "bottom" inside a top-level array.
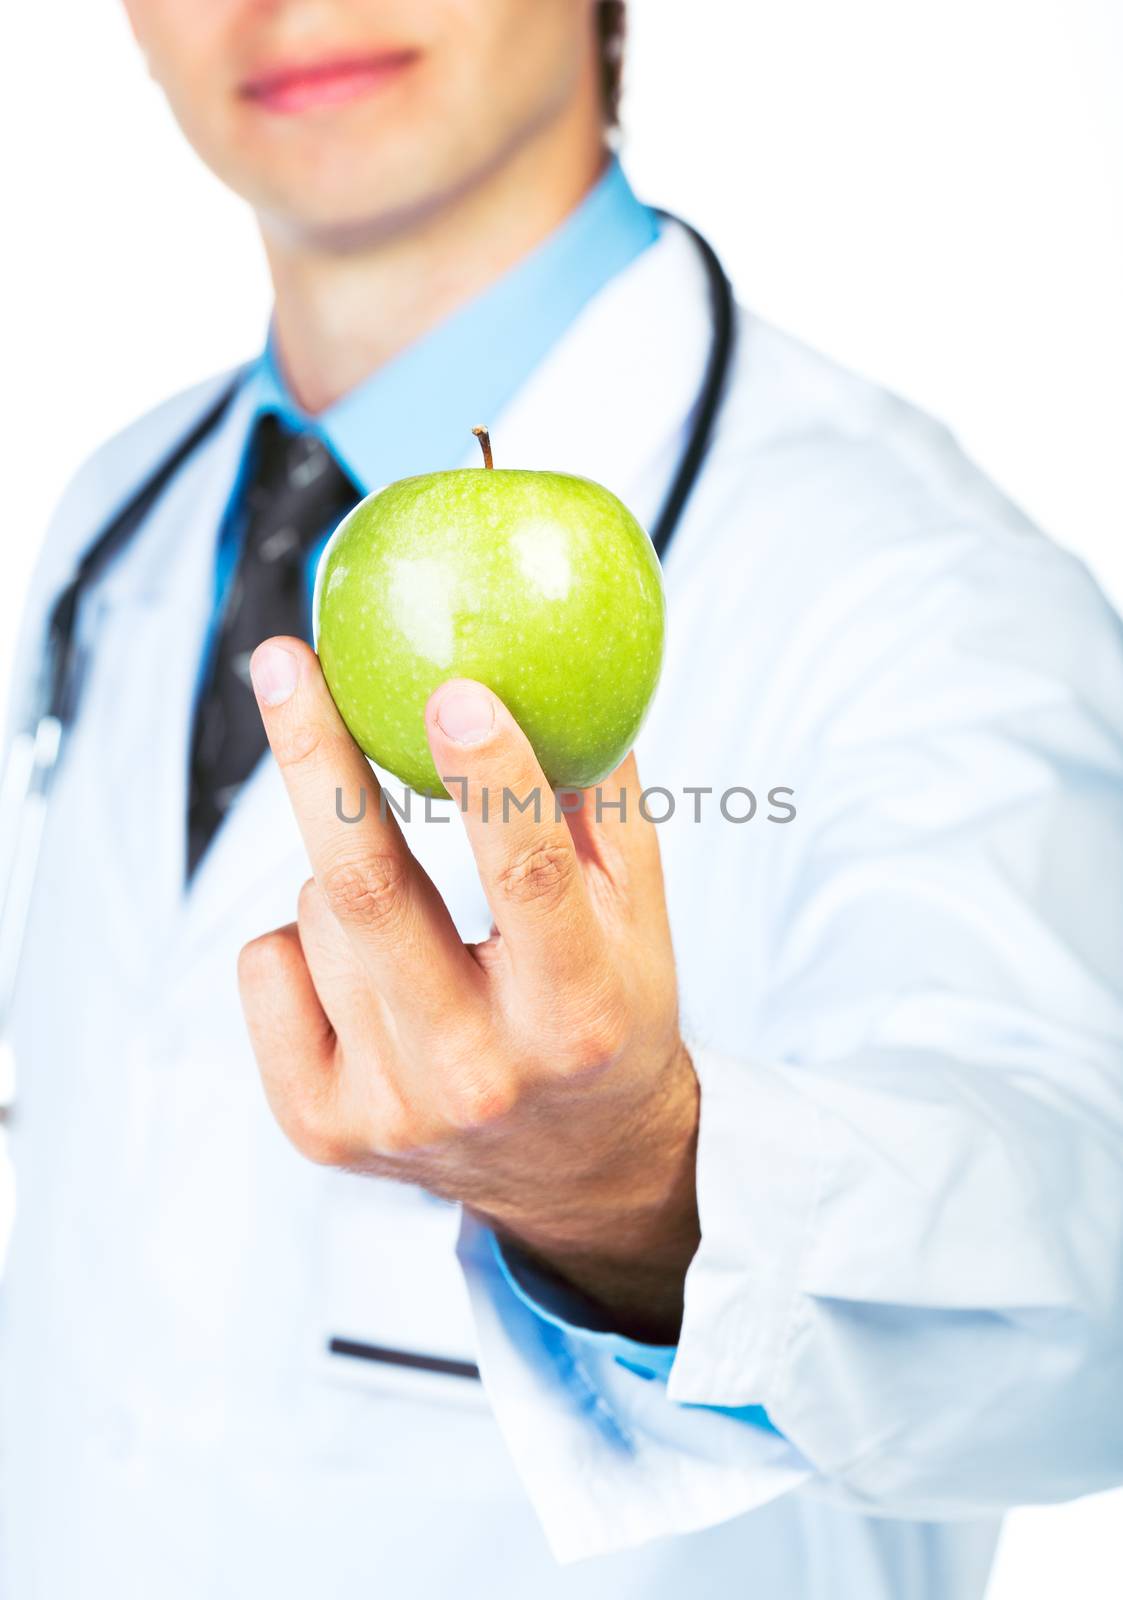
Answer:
[{"left": 592, "top": 0, "right": 627, "bottom": 131}]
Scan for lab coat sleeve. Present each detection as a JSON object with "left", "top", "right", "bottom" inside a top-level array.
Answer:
[{"left": 456, "top": 525, "right": 1123, "bottom": 1561}]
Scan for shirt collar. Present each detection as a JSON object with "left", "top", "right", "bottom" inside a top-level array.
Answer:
[{"left": 243, "top": 158, "right": 659, "bottom": 494}]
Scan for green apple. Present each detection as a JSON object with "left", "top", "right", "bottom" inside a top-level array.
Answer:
[{"left": 312, "top": 429, "right": 665, "bottom": 798}]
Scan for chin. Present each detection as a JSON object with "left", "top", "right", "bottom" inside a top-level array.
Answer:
[
  {"left": 258, "top": 194, "right": 425, "bottom": 252},
  {"left": 252, "top": 161, "right": 468, "bottom": 252}
]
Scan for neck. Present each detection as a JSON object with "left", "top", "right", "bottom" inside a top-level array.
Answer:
[{"left": 261, "top": 115, "right": 608, "bottom": 415}]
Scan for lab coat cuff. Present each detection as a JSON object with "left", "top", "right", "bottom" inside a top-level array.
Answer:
[{"left": 666, "top": 1042, "right": 826, "bottom": 1409}]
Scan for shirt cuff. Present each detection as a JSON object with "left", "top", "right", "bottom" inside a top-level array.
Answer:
[
  {"left": 489, "top": 1230, "right": 780, "bottom": 1427},
  {"left": 488, "top": 1229, "right": 677, "bottom": 1377}
]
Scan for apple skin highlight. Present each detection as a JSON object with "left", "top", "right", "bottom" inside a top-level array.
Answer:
[{"left": 313, "top": 465, "right": 665, "bottom": 799}]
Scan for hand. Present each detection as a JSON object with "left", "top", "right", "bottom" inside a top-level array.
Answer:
[{"left": 237, "top": 637, "right": 700, "bottom": 1342}]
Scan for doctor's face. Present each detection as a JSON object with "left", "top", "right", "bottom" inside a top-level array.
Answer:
[{"left": 122, "top": 0, "right": 604, "bottom": 247}]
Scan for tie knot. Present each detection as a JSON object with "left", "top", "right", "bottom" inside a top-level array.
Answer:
[
  {"left": 243, "top": 413, "right": 358, "bottom": 562},
  {"left": 282, "top": 428, "right": 332, "bottom": 490},
  {"left": 253, "top": 411, "right": 332, "bottom": 489}
]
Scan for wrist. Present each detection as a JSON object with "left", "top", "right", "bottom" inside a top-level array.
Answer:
[{"left": 487, "top": 1041, "right": 701, "bottom": 1343}]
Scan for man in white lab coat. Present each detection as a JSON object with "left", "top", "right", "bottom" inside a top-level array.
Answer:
[{"left": 3, "top": 2, "right": 1122, "bottom": 1596}]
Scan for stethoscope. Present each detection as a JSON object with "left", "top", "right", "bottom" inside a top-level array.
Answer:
[{"left": 0, "top": 216, "right": 736, "bottom": 1125}]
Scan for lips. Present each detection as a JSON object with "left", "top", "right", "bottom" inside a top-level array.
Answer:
[{"left": 240, "top": 50, "right": 418, "bottom": 114}]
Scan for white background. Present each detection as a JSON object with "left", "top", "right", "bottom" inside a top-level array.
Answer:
[{"left": 1, "top": 2, "right": 1121, "bottom": 1593}]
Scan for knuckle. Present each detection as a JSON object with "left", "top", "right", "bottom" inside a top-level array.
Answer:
[
  {"left": 284, "top": 1089, "right": 349, "bottom": 1168},
  {"left": 564, "top": 1007, "right": 630, "bottom": 1078},
  {"left": 496, "top": 842, "right": 574, "bottom": 912},
  {"left": 441, "top": 1070, "right": 518, "bottom": 1134},
  {"left": 237, "top": 931, "right": 281, "bottom": 994},
  {"left": 321, "top": 852, "right": 408, "bottom": 932},
  {"left": 367, "top": 1106, "right": 417, "bottom": 1159},
  {"left": 273, "top": 718, "right": 327, "bottom": 770}
]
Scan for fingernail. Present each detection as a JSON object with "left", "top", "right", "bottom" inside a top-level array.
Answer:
[
  {"left": 250, "top": 642, "right": 298, "bottom": 707},
  {"left": 435, "top": 683, "right": 495, "bottom": 745}
]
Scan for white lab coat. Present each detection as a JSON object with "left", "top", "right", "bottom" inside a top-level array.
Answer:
[{"left": 2, "top": 223, "right": 1122, "bottom": 1598}]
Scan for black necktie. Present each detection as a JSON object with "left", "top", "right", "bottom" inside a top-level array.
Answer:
[{"left": 187, "top": 413, "right": 360, "bottom": 880}]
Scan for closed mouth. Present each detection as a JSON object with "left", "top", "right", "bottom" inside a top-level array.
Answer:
[{"left": 239, "top": 50, "right": 419, "bottom": 114}]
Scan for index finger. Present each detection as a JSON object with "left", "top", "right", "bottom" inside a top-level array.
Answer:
[{"left": 250, "top": 637, "right": 479, "bottom": 1016}]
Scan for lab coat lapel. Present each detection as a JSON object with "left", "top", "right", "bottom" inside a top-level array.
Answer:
[
  {"left": 176, "top": 223, "right": 714, "bottom": 958},
  {"left": 86, "top": 386, "right": 259, "bottom": 958},
  {"left": 484, "top": 221, "right": 713, "bottom": 529},
  {"left": 179, "top": 737, "right": 302, "bottom": 941}
]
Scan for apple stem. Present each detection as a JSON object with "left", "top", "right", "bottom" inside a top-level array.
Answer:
[{"left": 472, "top": 426, "right": 494, "bottom": 469}]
